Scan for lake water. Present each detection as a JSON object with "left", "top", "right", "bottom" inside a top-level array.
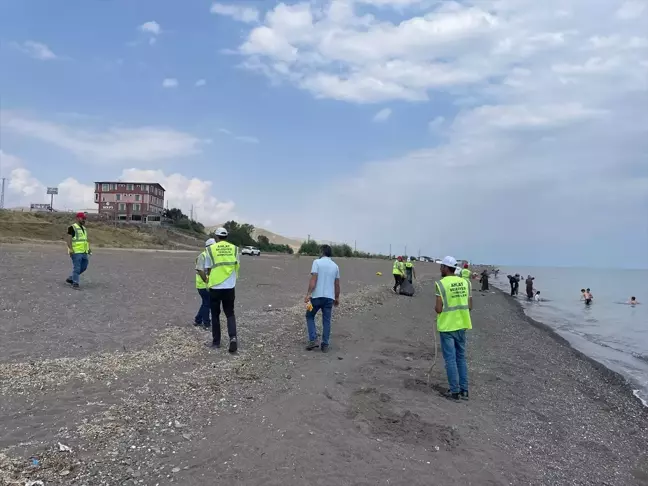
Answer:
[{"left": 491, "top": 267, "right": 648, "bottom": 407}]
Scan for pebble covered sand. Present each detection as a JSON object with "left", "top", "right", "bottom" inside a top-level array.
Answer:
[{"left": 1, "top": 245, "right": 647, "bottom": 485}]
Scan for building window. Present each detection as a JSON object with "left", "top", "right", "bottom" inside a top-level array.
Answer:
[
  {"left": 135, "top": 195, "right": 140, "bottom": 201},
  {"left": 118, "top": 203, "right": 126, "bottom": 211},
  {"left": 127, "top": 184, "right": 134, "bottom": 190},
  {"left": 94, "top": 193, "right": 99, "bottom": 202},
  {"left": 116, "top": 194, "right": 121, "bottom": 201},
  {"left": 143, "top": 184, "right": 148, "bottom": 192},
  {"left": 133, "top": 203, "right": 141, "bottom": 211},
  {"left": 102, "top": 183, "right": 109, "bottom": 191},
  {"left": 111, "top": 184, "right": 116, "bottom": 190}
]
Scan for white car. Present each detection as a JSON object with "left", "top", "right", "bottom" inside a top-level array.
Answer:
[{"left": 241, "top": 246, "right": 261, "bottom": 256}]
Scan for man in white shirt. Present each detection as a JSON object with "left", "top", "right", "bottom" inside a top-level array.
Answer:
[{"left": 304, "top": 244, "right": 340, "bottom": 353}]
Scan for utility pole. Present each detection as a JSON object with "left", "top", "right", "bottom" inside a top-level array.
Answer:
[
  {"left": 0, "top": 178, "right": 5, "bottom": 209},
  {"left": 354, "top": 240, "right": 356, "bottom": 252},
  {"left": 307, "top": 234, "right": 310, "bottom": 243},
  {"left": 389, "top": 243, "right": 391, "bottom": 258},
  {"left": 405, "top": 245, "right": 407, "bottom": 257},
  {"left": 190, "top": 204, "right": 194, "bottom": 221}
]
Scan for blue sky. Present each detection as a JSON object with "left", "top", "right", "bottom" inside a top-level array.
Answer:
[{"left": 1, "top": 0, "right": 647, "bottom": 267}]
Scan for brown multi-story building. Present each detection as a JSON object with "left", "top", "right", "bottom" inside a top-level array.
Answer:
[{"left": 94, "top": 181, "right": 165, "bottom": 222}]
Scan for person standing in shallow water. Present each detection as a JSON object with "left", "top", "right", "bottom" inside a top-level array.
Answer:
[{"left": 435, "top": 256, "right": 473, "bottom": 401}]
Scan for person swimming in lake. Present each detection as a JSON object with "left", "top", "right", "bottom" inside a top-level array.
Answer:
[
  {"left": 628, "top": 296, "right": 640, "bottom": 305},
  {"left": 583, "top": 288, "right": 593, "bottom": 305},
  {"left": 534, "top": 290, "right": 541, "bottom": 302}
]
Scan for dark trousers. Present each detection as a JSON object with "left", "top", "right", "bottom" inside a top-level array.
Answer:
[
  {"left": 194, "top": 288, "right": 211, "bottom": 325},
  {"left": 209, "top": 288, "right": 237, "bottom": 344},
  {"left": 393, "top": 274, "right": 403, "bottom": 291}
]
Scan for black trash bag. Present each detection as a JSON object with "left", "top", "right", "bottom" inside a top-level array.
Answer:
[{"left": 399, "top": 278, "right": 415, "bottom": 297}]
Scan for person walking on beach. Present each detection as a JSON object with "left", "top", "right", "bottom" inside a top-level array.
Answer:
[
  {"left": 525, "top": 275, "right": 535, "bottom": 300},
  {"left": 435, "top": 256, "right": 472, "bottom": 401},
  {"left": 204, "top": 227, "right": 240, "bottom": 353},
  {"left": 194, "top": 238, "right": 215, "bottom": 330},
  {"left": 480, "top": 270, "right": 489, "bottom": 291},
  {"left": 304, "top": 244, "right": 340, "bottom": 353},
  {"left": 405, "top": 257, "right": 416, "bottom": 284},
  {"left": 460, "top": 263, "right": 471, "bottom": 281},
  {"left": 65, "top": 212, "right": 91, "bottom": 290},
  {"left": 392, "top": 256, "right": 405, "bottom": 293}
]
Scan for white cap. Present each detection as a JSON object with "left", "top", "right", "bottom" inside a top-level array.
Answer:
[
  {"left": 214, "top": 227, "right": 228, "bottom": 237},
  {"left": 441, "top": 256, "right": 457, "bottom": 268},
  {"left": 205, "top": 238, "right": 216, "bottom": 247}
]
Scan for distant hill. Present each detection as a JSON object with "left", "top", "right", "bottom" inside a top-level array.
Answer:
[
  {"left": 0, "top": 209, "right": 204, "bottom": 250},
  {"left": 206, "top": 225, "right": 304, "bottom": 251}
]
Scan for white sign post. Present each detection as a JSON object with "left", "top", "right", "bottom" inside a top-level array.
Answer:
[{"left": 46, "top": 187, "right": 58, "bottom": 211}]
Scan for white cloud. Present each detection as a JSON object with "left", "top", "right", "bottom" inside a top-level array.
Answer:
[
  {"left": 372, "top": 108, "right": 392, "bottom": 122},
  {"left": 616, "top": 1, "right": 646, "bottom": 20},
  {"left": 1, "top": 113, "right": 204, "bottom": 163},
  {"left": 217, "top": 128, "right": 260, "bottom": 144},
  {"left": 12, "top": 41, "right": 58, "bottom": 60},
  {"left": 210, "top": 3, "right": 260, "bottom": 23},
  {"left": 244, "top": 0, "right": 647, "bottom": 266},
  {"left": 139, "top": 21, "right": 161, "bottom": 35},
  {"left": 428, "top": 116, "right": 445, "bottom": 131},
  {"left": 195, "top": 79, "right": 207, "bottom": 87},
  {"left": 162, "top": 78, "right": 179, "bottom": 88},
  {"left": 119, "top": 169, "right": 236, "bottom": 225},
  {"left": 0, "top": 150, "right": 23, "bottom": 174}
]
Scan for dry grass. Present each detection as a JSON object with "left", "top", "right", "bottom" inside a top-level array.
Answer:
[{"left": 0, "top": 210, "right": 201, "bottom": 249}]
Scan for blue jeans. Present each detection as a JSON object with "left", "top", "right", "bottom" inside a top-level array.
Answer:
[
  {"left": 306, "top": 297, "right": 334, "bottom": 345},
  {"left": 440, "top": 330, "right": 468, "bottom": 394},
  {"left": 69, "top": 253, "right": 89, "bottom": 285},
  {"left": 194, "top": 288, "right": 211, "bottom": 325}
]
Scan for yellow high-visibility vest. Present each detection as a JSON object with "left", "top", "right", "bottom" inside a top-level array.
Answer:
[
  {"left": 405, "top": 262, "right": 413, "bottom": 269},
  {"left": 392, "top": 260, "right": 404, "bottom": 276},
  {"left": 70, "top": 223, "right": 90, "bottom": 254},
  {"left": 206, "top": 241, "right": 240, "bottom": 288},
  {"left": 195, "top": 249, "right": 208, "bottom": 289},
  {"left": 461, "top": 268, "right": 471, "bottom": 280},
  {"left": 436, "top": 275, "right": 472, "bottom": 332}
]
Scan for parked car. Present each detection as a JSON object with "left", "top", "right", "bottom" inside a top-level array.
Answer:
[{"left": 241, "top": 246, "right": 261, "bottom": 256}]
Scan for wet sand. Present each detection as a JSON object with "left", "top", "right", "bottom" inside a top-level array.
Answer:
[{"left": 1, "top": 246, "right": 647, "bottom": 485}]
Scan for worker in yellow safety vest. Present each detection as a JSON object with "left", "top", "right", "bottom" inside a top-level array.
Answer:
[
  {"left": 460, "top": 263, "right": 471, "bottom": 281},
  {"left": 435, "top": 256, "right": 473, "bottom": 401},
  {"left": 194, "top": 238, "right": 215, "bottom": 330},
  {"left": 65, "top": 212, "right": 91, "bottom": 289},
  {"left": 392, "top": 256, "right": 405, "bottom": 293},
  {"left": 203, "top": 227, "right": 240, "bottom": 353},
  {"left": 405, "top": 257, "right": 416, "bottom": 284}
]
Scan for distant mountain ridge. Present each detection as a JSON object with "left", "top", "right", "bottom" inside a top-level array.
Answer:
[{"left": 206, "top": 225, "right": 304, "bottom": 251}]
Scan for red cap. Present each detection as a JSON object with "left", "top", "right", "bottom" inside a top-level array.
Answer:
[
  {"left": 76, "top": 212, "right": 87, "bottom": 219},
  {"left": 464, "top": 263, "right": 468, "bottom": 268}
]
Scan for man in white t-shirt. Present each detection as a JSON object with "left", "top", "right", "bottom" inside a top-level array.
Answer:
[{"left": 304, "top": 244, "right": 340, "bottom": 353}]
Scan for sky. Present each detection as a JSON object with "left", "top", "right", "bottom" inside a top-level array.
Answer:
[{"left": 0, "top": 0, "right": 647, "bottom": 268}]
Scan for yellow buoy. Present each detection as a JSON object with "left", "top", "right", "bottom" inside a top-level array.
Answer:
[{"left": 376, "top": 271, "right": 382, "bottom": 276}]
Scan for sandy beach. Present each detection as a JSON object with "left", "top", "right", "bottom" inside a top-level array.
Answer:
[{"left": 1, "top": 245, "right": 647, "bottom": 485}]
